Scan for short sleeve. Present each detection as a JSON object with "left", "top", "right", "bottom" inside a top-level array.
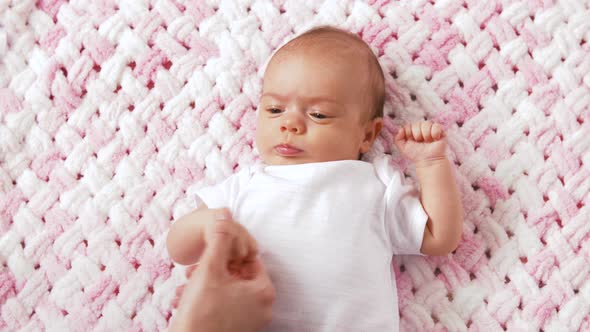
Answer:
[
  {"left": 195, "top": 167, "right": 253, "bottom": 210},
  {"left": 373, "top": 155, "right": 428, "bottom": 256}
]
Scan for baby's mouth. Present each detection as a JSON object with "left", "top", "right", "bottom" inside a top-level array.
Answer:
[{"left": 274, "top": 144, "right": 303, "bottom": 156}]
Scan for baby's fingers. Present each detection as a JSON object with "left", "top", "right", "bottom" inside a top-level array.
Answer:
[
  {"left": 398, "top": 122, "right": 445, "bottom": 142},
  {"left": 403, "top": 124, "right": 413, "bottom": 140},
  {"left": 395, "top": 128, "right": 406, "bottom": 141},
  {"left": 411, "top": 123, "right": 424, "bottom": 142},
  {"left": 420, "top": 122, "right": 432, "bottom": 142},
  {"left": 419, "top": 121, "right": 444, "bottom": 142},
  {"left": 431, "top": 123, "right": 443, "bottom": 140}
]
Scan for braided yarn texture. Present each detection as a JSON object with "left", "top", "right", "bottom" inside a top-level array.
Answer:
[{"left": 1, "top": 0, "right": 589, "bottom": 331}]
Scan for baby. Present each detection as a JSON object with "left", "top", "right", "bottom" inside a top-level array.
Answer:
[{"left": 167, "top": 26, "right": 463, "bottom": 331}]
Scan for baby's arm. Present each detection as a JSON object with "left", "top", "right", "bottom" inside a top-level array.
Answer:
[
  {"left": 395, "top": 122, "right": 463, "bottom": 256},
  {"left": 415, "top": 158, "right": 463, "bottom": 255},
  {"left": 167, "top": 206, "right": 258, "bottom": 265}
]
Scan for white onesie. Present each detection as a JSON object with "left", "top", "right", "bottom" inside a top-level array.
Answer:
[{"left": 195, "top": 155, "right": 428, "bottom": 331}]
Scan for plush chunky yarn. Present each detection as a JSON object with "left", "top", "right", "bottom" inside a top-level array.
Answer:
[{"left": 1, "top": 1, "right": 589, "bottom": 331}]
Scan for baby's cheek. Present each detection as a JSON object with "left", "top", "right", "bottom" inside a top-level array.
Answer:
[{"left": 254, "top": 131, "right": 269, "bottom": 157}]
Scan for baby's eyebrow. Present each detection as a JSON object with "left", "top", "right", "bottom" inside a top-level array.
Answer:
[
  {"left": 261, "top": 92, "right": 341, "bottom": 105},
  {"left": 260, "top": 92, "right": 284, "bottom": 100}
]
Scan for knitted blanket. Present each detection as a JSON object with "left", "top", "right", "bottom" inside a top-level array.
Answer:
[{"left": 1, "top": 0, "right": 589, "bottom": 331}]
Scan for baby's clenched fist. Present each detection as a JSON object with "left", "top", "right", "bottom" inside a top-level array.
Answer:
[{"left": 394, "top": 121, "right": 447, "bottom": 163}]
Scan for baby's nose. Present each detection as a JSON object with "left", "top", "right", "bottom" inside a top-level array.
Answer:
[
  {"left": 280, "top": 115, "right": 305, "bottom": 134},
  {"left": 280, "top": 124, "right": 301, "bottom": 133}
]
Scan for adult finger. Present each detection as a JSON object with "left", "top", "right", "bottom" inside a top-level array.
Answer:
[
  {"left": 235, "top": 232, "right": 248, "bottom": 259},
  {"left": 235, "top": 222, "right": 258, "bottom": 260},
  {"left": 201, "top": 220, "right": 237, "bottom": 278},
  {"left": 238, "top": 256, "right": 264, "bottom": 280},
  {"left": 244, "top": 228, "right": 259, "bottom": 259},
  {"left": 249, "top": 260, "right": 276, "bottom": 306}
]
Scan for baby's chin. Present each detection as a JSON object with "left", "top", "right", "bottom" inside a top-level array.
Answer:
[
  {"left": 263, "top": 156, "right": 310, "bottom": 166},
  {"left": 259, "top": 153, "right": 308, "bottom": 165},
  {"left": 262, "top": 154, "right": 356, "bottom": 166}
]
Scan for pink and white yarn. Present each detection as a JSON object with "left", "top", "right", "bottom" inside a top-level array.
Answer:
[{"left": 1, "top": 0, "right": 589, "bottom": 331}]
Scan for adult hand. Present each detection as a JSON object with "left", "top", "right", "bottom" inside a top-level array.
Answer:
[
  {"left": 167, "top": 207, "right": 259, "bottom": 266},
  {"left": 169, "top": 219, "right": 275, "bottom": 332}
]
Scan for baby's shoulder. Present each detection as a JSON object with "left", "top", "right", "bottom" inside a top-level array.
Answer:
[{"left": 371, "top": 155, "right": 407, "bottom": 185}]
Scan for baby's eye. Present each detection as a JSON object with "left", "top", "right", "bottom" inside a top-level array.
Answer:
[
  {"left": 267, "top": 108, "right": 282, "bottom": 114},
  {"left": 310, "top": 112, "right": 327, "bottom": 119}
]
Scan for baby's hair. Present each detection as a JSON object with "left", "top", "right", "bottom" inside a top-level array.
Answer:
[{"left": 270, "top": 26, "right": 385, "bottom": 121}]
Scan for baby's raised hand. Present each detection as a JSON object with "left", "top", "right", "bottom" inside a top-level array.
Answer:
[{"left": 394, "top": 121, "right": 447, "bottom": 164}]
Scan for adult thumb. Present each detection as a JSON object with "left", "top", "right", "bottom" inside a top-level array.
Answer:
[{"left": 200, "top": 220, "right": 235, "bottom": 278}]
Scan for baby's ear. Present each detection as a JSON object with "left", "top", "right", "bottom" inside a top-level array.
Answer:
[{"left": 360, "top": 117, "right": 383, "bottom": 153}]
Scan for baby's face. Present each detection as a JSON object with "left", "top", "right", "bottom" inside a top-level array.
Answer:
[{"left": 255, "top": 50, "right": 380, "bottom": 165}]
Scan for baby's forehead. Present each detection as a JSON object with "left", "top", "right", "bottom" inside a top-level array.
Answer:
[
  {"left": 263, "top": 48, "right": 371, "bottom": 97},
  {"left": 264, "top": 40, "right": 372, "bottom": 86},
  {"left": 271, "top": 32, "right": 370, "bottom": 64}
]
